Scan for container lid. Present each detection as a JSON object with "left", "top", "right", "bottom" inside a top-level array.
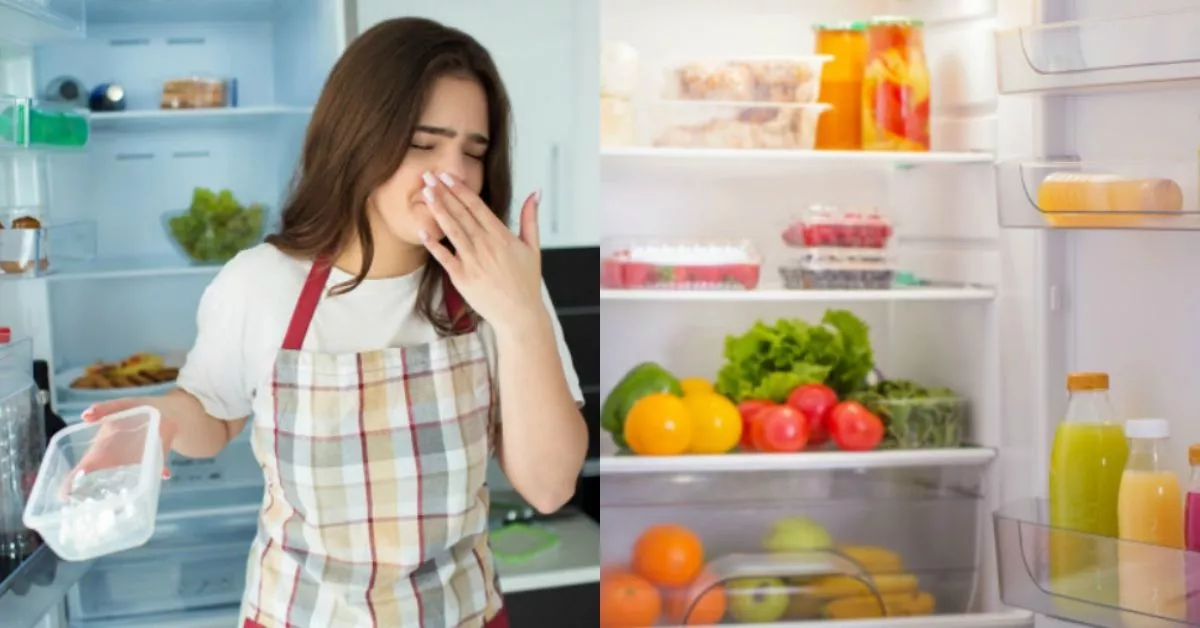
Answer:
[
  {"left": 813, "top": 20, "right": 867, "bottom": 32},
  {"left": 868, "top": 15, "right": 925, "bottom": 27},
  {"left": 1066, "top": 372, "right": 1109, "bottom": 391},
  {"left": 1125, "top": 418, "right": 1169, "bottom": 439},
  {"left": 490, "top": 523, "right": 560, "bottom": 564},
  {"left": 1190, "top": 444, "right": 1200, "bottom": 465}
]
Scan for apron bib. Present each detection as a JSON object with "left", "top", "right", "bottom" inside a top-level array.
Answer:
[{"left": 240, "top": 258, "right": 508, "bottom": 628}]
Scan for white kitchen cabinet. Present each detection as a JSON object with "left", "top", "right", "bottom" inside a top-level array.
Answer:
[{"left": 353, "top": 0, "right": 599, "bottom": 248}]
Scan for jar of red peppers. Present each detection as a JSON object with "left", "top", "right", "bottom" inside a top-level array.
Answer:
[{"left": 862, "top": 16, "right": 931, "bottom": 151}]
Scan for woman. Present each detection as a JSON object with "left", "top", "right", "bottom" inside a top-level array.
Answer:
[{"left": 82, "top": 17, "right": 588, "bottom": 628}]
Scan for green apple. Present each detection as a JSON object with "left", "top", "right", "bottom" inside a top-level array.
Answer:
[
  {"left": 727, "top": 577, "right": 789, "bottom": 623},
  {"left": 762, "top": 516, "right": 833, "bottom": 553}
]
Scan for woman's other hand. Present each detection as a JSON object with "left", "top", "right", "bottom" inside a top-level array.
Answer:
[
  {"left": 419, "top": 171, "right": 548, "bottom": 335},
  {"left": 80, "top": 397, "right": 179, "bottom": 480}
]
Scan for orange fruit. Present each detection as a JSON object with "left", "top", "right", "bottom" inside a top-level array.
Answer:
[
  {"left": 679, "top": 377, "right": 714, "bottom": 396},
  {"left": 601, "top": 571, "right": 662, "bottom": 628},
  {"left": 624, "top": 393, "right": 692, "bottom": 456},
  {"left": 665, "top": 570, "right": 728, "bottom": 624},
  {"left": 632, "top": 524, "right": 705, "bottom": 587},
  {"left": 682, "top": 392, "right": 743, "bottom": 454}
]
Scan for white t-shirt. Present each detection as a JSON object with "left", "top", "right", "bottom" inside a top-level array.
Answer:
[{"left": 176, "top": 243, "right": 583, "bottom": 422}]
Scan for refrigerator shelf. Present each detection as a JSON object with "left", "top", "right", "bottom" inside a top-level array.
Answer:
[
  {"left": 995, "top": 8, "right": 1200, "bottom": 94},
  {"left": 0, "top": 95, "right": 89, "bottom": 152},
  {"left": 601, "top": 147, "right": 993, "bottom": 177},
  {"left": 996, "top": 159, "right": 1200, "bottom": 230},
  {"left": 0, "top": 220, "right": 96, "bottom": 278},
  {"left": 0, "top": 0, "right": 85, "bottom": 46},
  {"left": 90, "top": 106, "right": 313, "bottom": 133},
  {"left": 599, "top": 448, "right": 997, "bottom": 475},
  {"left": 994, "top": 498, "right": 1199, "bottom": 628},
  {"left": 601, "top": 285, "right": 996, "bottom": 303}
]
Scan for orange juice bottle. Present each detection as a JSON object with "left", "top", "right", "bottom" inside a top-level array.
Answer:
[
  {"left": 1048, "top": 372, "right": 1126, "bottom": 605},
  {"left": 1119, "top": 418, "right": 1185, "bottom": 625}
]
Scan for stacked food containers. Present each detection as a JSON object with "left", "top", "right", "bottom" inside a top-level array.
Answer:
[
  {"left": 779, "top": 205, "right": 896, "bottom": 290},
  {"left": 651, "top": 57, "right": 832, "bottom": 150}
]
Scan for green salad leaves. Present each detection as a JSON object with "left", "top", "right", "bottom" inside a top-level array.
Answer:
[{"left": 714, "top": 310, "right": 875, "bottom": 403}]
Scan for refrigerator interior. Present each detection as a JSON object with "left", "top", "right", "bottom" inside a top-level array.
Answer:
[
  {"left": 600, "top": 0, "right": 1015, "bottom": 625},
  {"left": 601, "top": 0, "right": 1200, "bottom": 626}
]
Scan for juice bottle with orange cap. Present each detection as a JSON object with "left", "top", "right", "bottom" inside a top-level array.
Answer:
[{"left": 1048, "top": 372, "right": 1127, "bottom": 603}]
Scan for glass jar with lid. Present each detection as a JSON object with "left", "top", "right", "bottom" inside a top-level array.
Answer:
[{"left": 862, "top": 16, "right": 931, "bottom": 151}]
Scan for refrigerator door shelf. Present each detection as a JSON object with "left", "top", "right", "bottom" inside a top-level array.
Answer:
[{"left": 995, "top": 498, "right": 1194, "bottom": 628}]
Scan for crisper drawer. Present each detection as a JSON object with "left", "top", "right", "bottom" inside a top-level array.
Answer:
[
  {"left": 601, "top": 462, "right": 988, "bottom": 624},
  {"left": 66, "top": 500, "right": 259, "bottom": 625}
]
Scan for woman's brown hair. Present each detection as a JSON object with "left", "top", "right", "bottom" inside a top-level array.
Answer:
[{"left": 266, "top": 17, "right": 513, "bottom": 335}]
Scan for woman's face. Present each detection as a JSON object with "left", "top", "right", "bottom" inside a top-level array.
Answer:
[{"left": 369, "top": 75, "right": 490, "bottom": 247}]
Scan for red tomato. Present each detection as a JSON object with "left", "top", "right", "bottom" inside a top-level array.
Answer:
[
  {"left": 692, "top": 266, "right": 722, "bottom": 285},
  {"left": 725, "top": 264, "right": 760, "bottom": 290},
  {"left": 828, "top": 401, "right": 884, "bottom": 452},
  {"left": 786, "top": 384, "right": 838, "bottom": 447},
  {"left": 751, "top": 405, "right": 809, "bottom": 453},
  {"left": 736, "top": 400, "right": 773, "bottom": 451},
  {"left": 601, "top": 259, "right": 625, "bottom": 288}
]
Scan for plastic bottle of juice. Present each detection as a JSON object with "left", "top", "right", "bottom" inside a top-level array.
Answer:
[
  {"left": 1118, "top": 418, "right": 1185, "bottom": 626},
  {"left": 1048, "top": 372, "right": 1127, "bottom": 603},
  {"left": 1185, "top": 444, "right": 1200, "bottom": 624}
]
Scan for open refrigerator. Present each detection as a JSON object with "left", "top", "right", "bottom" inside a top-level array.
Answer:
[{"left": 599, "top": 0, "right": 1200, "bottom": 627}]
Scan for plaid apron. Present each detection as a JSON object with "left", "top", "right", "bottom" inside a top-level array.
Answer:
[{"left": 240, "top": 258, "right": 509, "bottom": 628}]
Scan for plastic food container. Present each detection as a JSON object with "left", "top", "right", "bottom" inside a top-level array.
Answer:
[
  {"left": 601, "top": 238, "right": 762, "bottom": 290},
  {"left": 23, "top": 405, "right": 164, "bottom": 562},
  {"left": 160, "top": 77, "right": 228, "bottom": 109},
  {"left": 600, "top": 96, "right": 635, "bottom": 147},
  {"left": 848, "top": 384, "right": 968, "bottom": 449},
  {"left": 663, "top": 56, "right": 832, "bottom": 103},
  {"left": 780, "top": 249, "right": 896, "bottom": 290},
  {"left": 490, "top": 523, "right": 561, "bottom": 565},
  {"left": 0, "top": 211, "right": 48, "bottom": 275},
  {"left": 782, "top": 205, "right": 893, "bottom": 248},
  {"left": 652, "top": 101, "right": 828, "bottom": 150}
]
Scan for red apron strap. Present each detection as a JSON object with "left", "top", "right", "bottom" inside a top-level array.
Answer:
[
  {"left": 282, "top": 257, "right": 334, "bottom": 350},
  {"left": 442, "top": 273, "right": 476, "bottom": 333}
]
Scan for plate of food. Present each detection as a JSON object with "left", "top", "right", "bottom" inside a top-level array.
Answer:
[{"left": 57, "top": 352, "right": 184, "bottom": 401}]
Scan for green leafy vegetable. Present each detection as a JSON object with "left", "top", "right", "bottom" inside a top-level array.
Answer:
[
  {"left": 714, "top": 310, "right": 875, "bottom": 403},
  {"left": 168, "top": 187, "right": 265, "bottom": 264},
  {"left": 848, "top": 379, "right": 967, "bottom": 449}
]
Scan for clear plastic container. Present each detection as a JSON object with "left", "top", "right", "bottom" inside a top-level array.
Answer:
[
  {"left": 600, "top": 96, "right": 635, "bottom": 147},
  {"left": 780, "top": 249, "right": 896, "bottom": 290},
  {"left": 782, "top": 205, "right": 894, "bottom": 248},
  {"left": 490, "top": 523, "right": 561, "bottom": 565},
  {"left": 601, "top": 238, "right": 762, "bottom": 290},
  {"left": 851, "top": 395, "right": 968, "bottom": 449},
  {"left": 23, "top": 405, "right": 164, "bottom": 562},
  {"left": 662, "top": 56, "right": 832, "bottom": 103},
  {"left": 651, "top": 101, "right": 828, "bottom": 150},
  {"left": 0, "top": 210, "right": 48, "bottom": 275},
  {"left": 160, "top": 77, "right": 228, "bottom": 109}
]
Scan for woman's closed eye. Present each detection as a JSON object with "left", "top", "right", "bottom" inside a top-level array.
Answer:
[{"left": 409, "top": 142, "right": 485, "bottom": 161}]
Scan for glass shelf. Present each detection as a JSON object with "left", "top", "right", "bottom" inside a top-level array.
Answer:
[
  {"left": 0, "top": 95, "right": 89, "bottom": 152},
  {"left": 995, "top": 499, "right": 1200, "bottom": 628},
  {"left": 995, "top": 8, "right": 1200, "bottom": 94},
  {"left": 0, "top": 219, "right": 97, "bottom": 278},
  {"left": 996, "top": 159, "right": 1200, "bottom": 230},
  {"left": 0, "top": 0, "right": 85, "bottom": 46}
]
